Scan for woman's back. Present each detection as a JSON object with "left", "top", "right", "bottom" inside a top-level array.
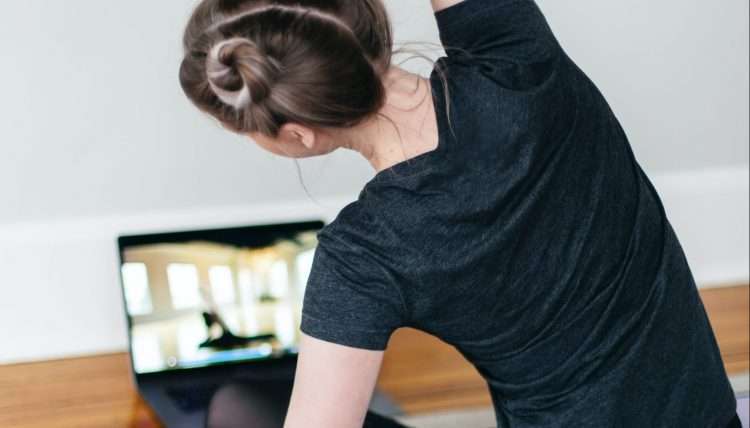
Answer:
[{"left": 300, "top": 0, "right": 737, "bottom": 426}]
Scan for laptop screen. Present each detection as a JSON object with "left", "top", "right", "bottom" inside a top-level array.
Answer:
[{"left": 117, "top": 221, "right": 324, "bottom": 375}]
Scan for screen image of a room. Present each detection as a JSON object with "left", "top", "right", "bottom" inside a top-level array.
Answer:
[{"left": 120, "top": 230, "right": 318, "bottom": 374}]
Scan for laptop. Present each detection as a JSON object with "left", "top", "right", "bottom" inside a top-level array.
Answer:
[{"left": 117, "top": 220, "right": 401, "bottom": 427}]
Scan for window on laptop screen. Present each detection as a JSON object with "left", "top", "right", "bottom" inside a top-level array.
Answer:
[{"left": 117, "top": 221, "right": 324, "bottom": 374}]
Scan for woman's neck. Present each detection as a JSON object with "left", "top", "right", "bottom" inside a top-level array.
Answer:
[{"left": 344, "top": 66, "right": 440, "bottom": 174}]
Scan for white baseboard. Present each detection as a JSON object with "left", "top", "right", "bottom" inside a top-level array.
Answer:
[{"left": 0, "top": 166, "right": 747, "bottom": 365}]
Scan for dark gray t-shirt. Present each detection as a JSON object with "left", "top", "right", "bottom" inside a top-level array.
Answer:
[{"left": 300, "top": 0, "right": 737, "bottom": 426}]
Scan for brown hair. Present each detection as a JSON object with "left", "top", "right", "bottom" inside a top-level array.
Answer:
[{"left": 179, "top": 0, "right": 394, "bottom": 137}]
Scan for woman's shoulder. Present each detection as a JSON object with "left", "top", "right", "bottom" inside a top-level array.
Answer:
[
  {"left": 317, "top": 199, "right": 377, "bottom": 248},
  {"left": 318, "top": 193, "right": 418, "bottom": 261}
]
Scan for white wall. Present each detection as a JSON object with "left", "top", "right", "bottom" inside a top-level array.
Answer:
[{"left": 0, "top": 1, "right": 747, "bottom": 364}]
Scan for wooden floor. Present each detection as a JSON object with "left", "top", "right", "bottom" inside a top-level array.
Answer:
[{"left": 0, "top": 284, "right": 746, "bottom": 427}]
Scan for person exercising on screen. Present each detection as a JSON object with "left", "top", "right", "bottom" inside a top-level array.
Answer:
[{"left": 196, "top": 286, "right": 275, "bottom": 350}]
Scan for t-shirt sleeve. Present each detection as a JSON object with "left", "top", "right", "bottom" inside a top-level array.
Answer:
[
  {"left": 299, "top": 208, "right": 405, "bottom": 351},
  {"left": 434, "top": 0, "right": 561, "bottom": 63}
]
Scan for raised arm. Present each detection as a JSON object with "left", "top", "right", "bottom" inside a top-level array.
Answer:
[
  {"left": 431, "top": 0, "right": 465, "bottom": 12},
  {"left": 430, "top": 0, "right": 561, "bottom": 66}
]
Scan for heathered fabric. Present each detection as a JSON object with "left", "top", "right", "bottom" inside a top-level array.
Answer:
[{"left": 300, "top": 0, "right": 738, "bottom": 426}]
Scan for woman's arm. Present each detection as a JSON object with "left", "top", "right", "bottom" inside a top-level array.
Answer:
[
  {"left": 431, "top": 0, "right": 561, "bottom": 64},
  {"left": 431, "top": 0, "right": 465, "bottom": 12},
  {"left": 283, "top": 333, "right": 385, "bottom": 428}
]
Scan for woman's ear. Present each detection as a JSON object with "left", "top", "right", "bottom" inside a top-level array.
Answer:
[{"left": 279, "top": 123, "right": 316, "bottom": 150}]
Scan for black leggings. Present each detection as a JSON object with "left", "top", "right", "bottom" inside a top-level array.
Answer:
[{"left": 204, "top": 378, "right": 409, "bottom": 428}]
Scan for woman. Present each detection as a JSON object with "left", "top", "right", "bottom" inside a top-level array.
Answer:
[{"left": 179, "top": 0, "right": 741, "bottom": 427}]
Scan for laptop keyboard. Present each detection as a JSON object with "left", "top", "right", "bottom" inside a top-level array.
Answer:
[{"left": 165, "top": 383, "right": 221, "bottom": 412}]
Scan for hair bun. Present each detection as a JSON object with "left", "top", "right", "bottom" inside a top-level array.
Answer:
[{"left": 206, "top": 37, "right": 279, "bottom": 110}]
